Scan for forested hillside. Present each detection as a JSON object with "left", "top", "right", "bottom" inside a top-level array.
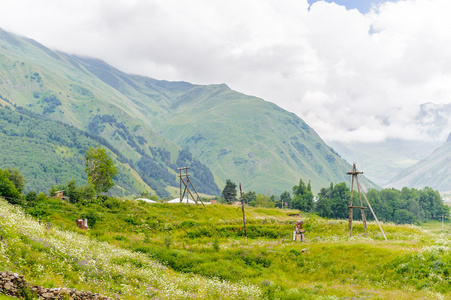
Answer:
[{"left": 0, "top": 106, "right": 149, "bottom": 195}]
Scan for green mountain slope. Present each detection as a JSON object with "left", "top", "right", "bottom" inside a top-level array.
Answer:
[
  {"left": 0, "top": 106, "right": 152, "bottom": 196},
  {"left": 387, "top": 135, "right": 451, "bottom": 191},
  {"left": 0, "top": 28, "right": 219, "bottom": 197},
  {"left": 0, "top": 28, "right": 376, "bottom": 194}
]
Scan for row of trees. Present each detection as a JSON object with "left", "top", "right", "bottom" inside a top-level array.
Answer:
[{"left": 221, "top": 178, "right": 449, "bottom": 224}]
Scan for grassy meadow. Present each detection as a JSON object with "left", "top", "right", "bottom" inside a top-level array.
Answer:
[{"left": 1, "top": 196, "right": 451, "bottom": 299}]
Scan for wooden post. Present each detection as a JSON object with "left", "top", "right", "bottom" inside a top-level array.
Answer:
[
  {"left": 239, "top": 183, "right": 248, "bottom": 242},
  {"left": 177, "top": 166, "right": 205, "bottom": 207},
  {"left": 347, "top": 163, "right": 387, "bottom": 241},
  {"left": 348, "top": 173, "right": 355, "bottom": 237},
  {"left": 356, "top": 178, "right": 387, "bottom": 241},
  {"left": 179, "top": 168, "right": 182, "bottom": 203},
  {"left": 356, "top": 176, "right": 367, "bottom": 237}
]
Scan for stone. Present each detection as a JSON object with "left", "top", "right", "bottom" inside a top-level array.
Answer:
[
  {"left": 4, "top": 282, "right": 13, "bottom": 291},
  {"left": 41, "top": 292, "right": 54, "bottom": 298}
]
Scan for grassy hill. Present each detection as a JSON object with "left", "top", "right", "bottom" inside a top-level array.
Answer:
[
  {"left": 388, "top": 137, "right": 451, "bottom": 191},
  {"left": 3, "top": 195, "right": 451, "bottom": 299},
  {"left": 0, "top": 27, "right": 377, "bottom": 195}
]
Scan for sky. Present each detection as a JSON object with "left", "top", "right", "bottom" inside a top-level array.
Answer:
[{"left": 1, "top": 0, "right": 451, "bottom": 144}]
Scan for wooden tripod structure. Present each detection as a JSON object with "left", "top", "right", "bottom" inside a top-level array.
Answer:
[
  {"left": 178, "top": 167, "right": 205, "bottom": 208},
  {"left": 347, "top": 163, "right": 387, "bottom": 241}
]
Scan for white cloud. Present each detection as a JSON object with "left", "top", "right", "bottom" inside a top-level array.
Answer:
[{"left": 1, "top": 0, "right": 450, "bottom": 143}]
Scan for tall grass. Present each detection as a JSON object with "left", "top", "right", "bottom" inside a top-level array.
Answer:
[
  {"left": 3, "top": 196, "right": 451, "bottom": 299},
  {"left": 0, "top": 198, "right": 261, "bottom": 299}
]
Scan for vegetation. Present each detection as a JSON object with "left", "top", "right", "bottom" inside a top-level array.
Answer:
[
  {"left": 0, "top": 107, "right": 150, "bottom": 196},
  {"left": 291, "top": 179, "right": 314, "bottom": 212},
  {"left": 0, "top": 169, "right": 20, "bottom": 201},
  {"left": 2, "top": 193, "right": 451, "bottom": 299},
  {"left": 222, "top": 179, "right": 237, "bottom": 203},
  {"left": 85, "top": 146, "right": 118, "bottom": 195},
  {"left": 312, "top": 183, "right": 449, "bottom": 225}
]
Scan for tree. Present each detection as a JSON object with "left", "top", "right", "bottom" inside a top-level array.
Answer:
[
  {"left": 280, "top": 191, "right": 291, "bottom": 208},
  {"left": 291, "top": 179, "right": 314, "bottom": 212},
  {"left": 222, "top": 179, "right": 237, "bottom": 203},
  {"left": 0, "top": 169, "right": 21, "bottom": 203},
  {"left": 243, "top": 191, "right": 257, "bottom": 204},
  {"left": 5, "top": 166, "right": 26, "bottom": 193},
  {"left": 85, "top": 146, "right": 118, "bottom": 194}
]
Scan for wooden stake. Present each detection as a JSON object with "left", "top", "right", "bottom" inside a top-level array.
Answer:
[
  {"left": 239, "top": 183, "right": 248, "bottom": 242},
  {"left": 348, "top": 173, "right": 355, "bottom": 237},
  {"left": 356, "top": 178, "right": 387, "bottom": 241}
]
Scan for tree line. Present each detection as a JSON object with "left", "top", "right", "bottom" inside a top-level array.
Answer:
[{"left": 221, "top": 178, "right": 449, "bottom": 224}]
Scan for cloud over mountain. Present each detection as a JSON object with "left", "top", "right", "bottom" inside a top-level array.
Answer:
[{"left": 1, "top": 0, "right": 450, "bottom": 143}]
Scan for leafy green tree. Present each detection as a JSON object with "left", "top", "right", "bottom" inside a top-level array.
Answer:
[
  {"left": 5, "top": 167, "right": 27, "bottom": 193},
  {"left": 25, "top": 191, "right": 37, "bottom": 202},
  {"left": 393, "top": 209, "right": 417, "bottom": 224},
  {"left": 243, "top": 191, "right": 257, "bottom": 204},
  {"left": 291, "top": 179, "right": 313, "bottom": 212},
  {"left": 280, "top": 191, "right": 291, "bottom": 208},
  {"left": 221, "top": 179, "right": 237, "bottom": 203},
  {"left": 0, "top": 169, "right": 21, "bottom": 203},
  {"left": 249, "top": 194, "right": 274, "bottom": 208},
  {"left": 85, "top": 146, "right": 118, "bottom": 195}
]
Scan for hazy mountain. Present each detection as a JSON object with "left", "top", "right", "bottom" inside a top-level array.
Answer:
[
  {"left": 386, "top": 134, "right": 451, "bottom": 192},
  {"left": 0, "top": 28, "right": 376, "bottom": 195},
  {"left": 329, "top": 102, "right": 451, "bottom": 186}
]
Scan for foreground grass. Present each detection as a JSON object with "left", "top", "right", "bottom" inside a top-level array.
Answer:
[
  {"left": 3, "top": 197, "right": 451, "bottom": 299},
  {"left": 0, "top": 198, "right": 260, "bottom": 299}
]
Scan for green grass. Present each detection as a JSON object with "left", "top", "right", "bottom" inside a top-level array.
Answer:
[
  {"left": 420, "top": 218, "right": 451, "bottom": 234},
  {"left": 0, "top": 295, "right": 17, "bottom": 300},
  {"left": 3, "top": 196, "right": 448, "bottom": 299}
]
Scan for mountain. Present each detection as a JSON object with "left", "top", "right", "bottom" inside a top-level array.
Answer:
[
  {"left": 0, "top": 106, "right": 152, "bottom": 195},
  {"left": 329, "top": 102, "right": 451, "bottom": 186},
  {"left": 329, "top": 139, "right": 439, "bottom": 186},
  {"left": 0, "top": 28, "right": 376, "bottom": 195},
  {"left": 387, "top": 135, "right": 451, "bottom": 191}
]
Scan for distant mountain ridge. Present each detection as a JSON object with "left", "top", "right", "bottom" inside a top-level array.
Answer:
[
  {"left": 0, "top": 27, "right": 377, "bottom": 195},
  {"left": 387, "top": 134, "right": 451, "bottom": 191},
  {"left": 330, "top": 102, "right": 451, "bottom": 188}
]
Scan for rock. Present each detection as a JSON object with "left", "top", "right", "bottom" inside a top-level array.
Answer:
[
  {"left": 4, "top": 282, "right": 13, "bottom": 291},
  {"left": 41, "top": 292, "right": 54, "bottom": 298}
]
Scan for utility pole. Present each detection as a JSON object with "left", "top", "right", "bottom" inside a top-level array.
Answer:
[
  {"left": 239, "top": 183, "right": 248, "bottom": 243},
  {"left": 347, "top": 163, "right": 387, "bottom": 241},
  {"left": 178, "top": 167, "right": 205, "bottom": 208}
]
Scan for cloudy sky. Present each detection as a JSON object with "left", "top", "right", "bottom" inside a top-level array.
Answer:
[{"left": 1, "top": 0, "right": 451, "bottom": 143}]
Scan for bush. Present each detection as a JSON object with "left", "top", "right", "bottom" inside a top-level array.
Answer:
[{"left": 0, "top": 168, "right": 21, "bottom": 202}]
